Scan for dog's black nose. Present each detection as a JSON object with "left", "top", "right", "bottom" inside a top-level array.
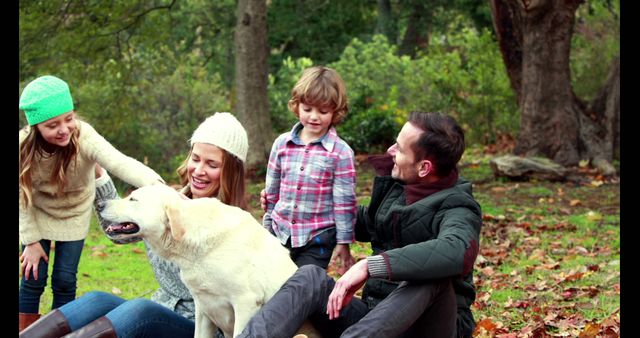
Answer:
[{"left": 96, "top": 201, "right": 106, "bottom": 213}]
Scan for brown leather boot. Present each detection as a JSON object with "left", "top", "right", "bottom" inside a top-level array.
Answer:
[
  {"left": 60, "top": 316, "right": 116, "bottom": 338},
  {"left": 20, "top": 309, "right": 71, "bottom": 338},
  {"left": 19, "top": 313, "right": 41, "bottom": 333}
]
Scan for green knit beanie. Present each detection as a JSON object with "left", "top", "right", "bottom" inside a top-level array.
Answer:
[{"left": 19, "top": 75, "right": 75, "bottom": 126}]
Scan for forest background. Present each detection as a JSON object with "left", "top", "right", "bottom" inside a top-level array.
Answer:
[
  {"left": 19, "top": 0, "right": 620, "bottom": 336},
  {"left": 20, "top": 0, "right": 620, "bottom": 182}
]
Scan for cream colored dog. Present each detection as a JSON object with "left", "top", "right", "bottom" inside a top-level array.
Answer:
[{"left": 99, "top": 184, "right": 315, "bottom": 338}]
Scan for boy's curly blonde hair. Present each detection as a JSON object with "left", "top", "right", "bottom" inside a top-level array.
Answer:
[{"left": 287, "top": 66, "right": 349, "bottom": 126}]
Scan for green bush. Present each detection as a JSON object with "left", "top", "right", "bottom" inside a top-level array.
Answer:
[
  {"left": 424, "top": 24, "right": 519, "bottom": 144},
  {"left": 326, "top": 25, "right": 517, "bottom": 153},
  {"left": 267, "top": 57, "right": 313, "bottom": 134},
  {"left": 339, "top": 108, "right": 400, "bottom": 154},
  {"left": 74, "top": 47, "right": 230, "bottom": 184},
  {"left": 571, "top": 1, "right": 620, "bottom": 101}
]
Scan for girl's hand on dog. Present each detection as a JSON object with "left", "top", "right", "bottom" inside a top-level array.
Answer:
[{"left": 20, "top": 242, "right": 49, "bottom": 280}]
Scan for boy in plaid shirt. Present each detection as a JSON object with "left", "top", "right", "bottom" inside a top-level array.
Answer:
[{"left": 263, "top": 66, "right": 356, "bottom": 273}]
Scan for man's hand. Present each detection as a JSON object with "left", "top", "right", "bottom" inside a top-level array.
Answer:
[
  {"left": 327, "top": 259, "right": 369, "bottom": 320},
  {"left": 20, "top": 242, "right": 48, "bottom": 280},
  {"left": 331, "top": 244, "right": 356, "bottom": 275}
]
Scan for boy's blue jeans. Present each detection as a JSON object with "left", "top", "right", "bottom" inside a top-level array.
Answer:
[
  {"left": 58, "top": 291, "right": 195, "bottom": 338},
  {"left": 19, "top": 239, "right": 85, "bottom": 313},
  {"left": 288, "top": 228, "right": 337, "bottom": 269}
]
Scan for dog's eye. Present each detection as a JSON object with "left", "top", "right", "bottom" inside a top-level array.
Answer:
[{"left": 129, "top": 197, "right": 137, "bottom": 202}]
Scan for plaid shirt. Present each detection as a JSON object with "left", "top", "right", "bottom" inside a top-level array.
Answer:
[{"left": 263, "top": 122, "right": 357, "bottom": 248}]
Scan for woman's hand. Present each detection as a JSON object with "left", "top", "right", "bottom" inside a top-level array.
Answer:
[
  {"left": 260, "top": 189, "right": 267, "bottom": 212},
  {"left": 20, "top": 242, "right": 48, "bottom": 280},
  {"left": 95, "top": 163, "right": 104, "bottom": 178}
]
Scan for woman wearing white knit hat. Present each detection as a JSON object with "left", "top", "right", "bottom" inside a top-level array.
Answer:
[
  {"left": 21, "top": 112, "right": 249, "bottom": 338},
  {"left": 181, "top": 112, "right": 249, "bottom": 206}
]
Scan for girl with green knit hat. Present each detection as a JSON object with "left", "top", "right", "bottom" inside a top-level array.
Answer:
[{"left": 18, "top": 75, "right": 165, "bottom": 333}]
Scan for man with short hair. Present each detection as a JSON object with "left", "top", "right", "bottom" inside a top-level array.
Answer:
[{"left": 240, "top": 111, "right": 482, "bottom": 338}]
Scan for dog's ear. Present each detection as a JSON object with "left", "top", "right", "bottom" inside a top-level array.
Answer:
[{"left": 165, "top": 203, "right": 186, "bottom": 241}]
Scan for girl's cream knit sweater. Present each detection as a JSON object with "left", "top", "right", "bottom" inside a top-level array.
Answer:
[{"left": 19, "top": 120, "right": 164, "bottom": 245}]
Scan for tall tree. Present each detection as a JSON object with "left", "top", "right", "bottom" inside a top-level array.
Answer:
[
  {"left": 490, "top": 0, "right": 619, "bottom": 174},
  {"left": 385, "top": 0, "right": 494, "bottom": 59},
  {"left": 234, "top": 0, "right": 273, "bottom": 171},
  {"left": 376, "top": 0, "right": 397, "bottom": 43},
  {"left": 267, "top": 0, "right": 375, "bottom": 68},
  {"left": 398, "top": 0, "right": 431, "bottom": 58}
]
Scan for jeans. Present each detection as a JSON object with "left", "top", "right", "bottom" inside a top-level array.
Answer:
[
  {"left": 58, "top": 291, "right": 195, "bottom": 338},
  {"left": 19, "top": 239, "right": 85, "bottom": 313},
  {"left": 238, "top": 264, "right": 457, "bottom": 338},
  {"left": 287, "top": 228, "right": 337, "bottom": 269},
  {"left": 340, "top": 278, "right": 457, "bottom": 338}
]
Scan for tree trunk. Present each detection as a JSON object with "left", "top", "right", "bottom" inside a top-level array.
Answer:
[
  {"left": 376, "top": 0, "right": 397, "bottom": 44},
  {"left": 490, "top": 0, "right": 619, "bottom": 171},
  {"left": 398, "top": 1, "right": 430, "bottom": 58},
  {"left": 234, "top": 0, "right": 273, "bottom": 172},
  {"left": 585, "top": 55, "right": 620, "bottom": 166}
]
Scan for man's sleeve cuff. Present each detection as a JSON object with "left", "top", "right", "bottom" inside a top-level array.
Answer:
[{"left": 367, "top": 255, "right": 389, "bottom": 279}]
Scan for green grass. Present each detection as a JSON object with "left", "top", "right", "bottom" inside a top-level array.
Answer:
[
  {"left": 518, "top": 186, "right": 555, "bottom": 197},
  {"left": 489, "top": 289, "right": 527, "bottom": 304},
  {"left": 456, "top": 148, "right": 619, "bottom": 335},
  {"left": 19, "top": 220, "right": 158, "bottom": 314}
]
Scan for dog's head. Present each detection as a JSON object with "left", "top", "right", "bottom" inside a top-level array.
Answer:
[{"left": 100, "top": 184, "right": 188, "bottom": 246}]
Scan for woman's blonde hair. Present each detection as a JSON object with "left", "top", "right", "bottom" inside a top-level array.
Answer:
[
  {"left": 176, "top": 148, "right": 248, "bottom": 210},
  {"left": 288, "top": 66, "right": 349, "bottom": 126},
  {"left": 19, "top": 124, "right": 80, "bottom": 208}
]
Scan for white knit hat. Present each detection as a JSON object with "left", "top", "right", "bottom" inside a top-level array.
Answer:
[{"left": 190, "top": 112, "right": 249, "bottom": 163}]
